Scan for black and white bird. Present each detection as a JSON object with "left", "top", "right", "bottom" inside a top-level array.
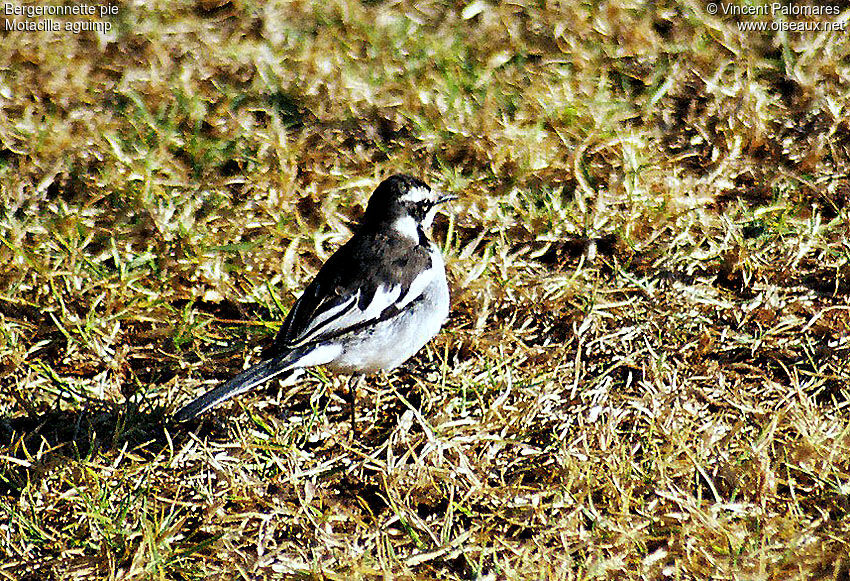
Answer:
[{"left": 174, "top": 174, "right": 454, "bottom": 422}]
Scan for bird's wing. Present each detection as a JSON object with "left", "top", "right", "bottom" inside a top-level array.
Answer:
[{"left": 274, "top": 232, "right": 435, "bottom": 350}]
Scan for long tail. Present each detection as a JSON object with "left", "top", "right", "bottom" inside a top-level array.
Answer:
[{"left": 174, "top": 351, "right": 304, "bottom": 422}]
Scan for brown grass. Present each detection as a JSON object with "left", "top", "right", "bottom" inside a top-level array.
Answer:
[{"left": 1, "top": 0, "right": 849, "bottom": 579}]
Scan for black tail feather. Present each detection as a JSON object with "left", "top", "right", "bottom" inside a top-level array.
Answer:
[{"left": 174, "top": 351, "right": 302, "bottom": 422}]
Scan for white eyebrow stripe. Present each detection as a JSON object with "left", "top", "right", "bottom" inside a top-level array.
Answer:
[{"left": 398, "top": 185, "right": 431, "bottom": 203}]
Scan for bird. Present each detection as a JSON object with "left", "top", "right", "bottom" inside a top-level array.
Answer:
[{"left": 174, "top": 174, "right": 455, "bottom": 423}]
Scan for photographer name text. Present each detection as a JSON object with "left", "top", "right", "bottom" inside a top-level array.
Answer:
[{"left": 722, "top": 3, "right": 839, "bottom": 16}]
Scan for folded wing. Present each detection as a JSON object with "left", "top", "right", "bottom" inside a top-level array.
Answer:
[{"left": 273, "top": 232, "right": 434, "bottom": 350}]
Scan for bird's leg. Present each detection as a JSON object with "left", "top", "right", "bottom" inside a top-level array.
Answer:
[{"left": 346, "top": 375, "right": 360, "bottom": 437}]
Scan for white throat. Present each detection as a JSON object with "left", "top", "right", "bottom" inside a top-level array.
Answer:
[
  {"left": 391, "top": 214, "right": 421, "bottom": 241},
  {"left": 399, "top": 185, "right": 431, "bottom": 204},
  {"left": 422, "top": 205, "right": 440, "bottom": 230}
]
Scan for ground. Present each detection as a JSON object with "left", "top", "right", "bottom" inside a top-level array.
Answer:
[{"left": 1, "top": 1, "right": 849, "bottom": 579}]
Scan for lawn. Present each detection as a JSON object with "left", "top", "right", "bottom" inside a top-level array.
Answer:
[{"left": 1, "top": 0, "right": 849, "bottom": 579}]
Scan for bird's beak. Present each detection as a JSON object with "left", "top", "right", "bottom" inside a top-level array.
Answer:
[{"left": 436, "top": 194, "right": 457, "bottom": 204}]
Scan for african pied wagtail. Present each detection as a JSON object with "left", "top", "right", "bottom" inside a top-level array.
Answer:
[{"left": 174, "top": 174, "right": 454, "bottom": 422}]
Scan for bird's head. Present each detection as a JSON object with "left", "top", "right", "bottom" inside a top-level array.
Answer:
[{"left": 362, "top": 174, "right": 456, "bottom": 240}]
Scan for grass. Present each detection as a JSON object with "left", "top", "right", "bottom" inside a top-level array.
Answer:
[{"left": 1, "top": 0, "right": 849, "bottom": 578}]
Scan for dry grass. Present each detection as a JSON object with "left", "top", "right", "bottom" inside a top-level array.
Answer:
[{"left": 2, "top": 0, "right": 850, "bottom": 579}]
